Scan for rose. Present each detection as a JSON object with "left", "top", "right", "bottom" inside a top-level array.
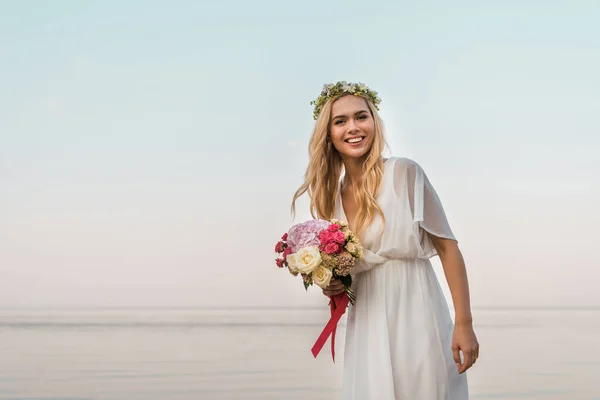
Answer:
[
  {"left": 319, "top": 229, "right": 345, "bottom": 247},
  {"left": 333, "top": 231, "right": 345, "bottom": 244},
  {"left": 294, "top": 246, "right": 322, "bottom": 274},
  {"left": 324, "top": 242, "right": 342, "bottom": 255},
  {"left": 345, "top": 241, "right": 363, "bottom": 258},
  {"left": 282, "top": 247, "right": 291, "bottom": 259},
  {"left": 312, "top": 265, "right": 333, "bottom": 289},
  {"left": 275, "top": 241, "right": 285, "bottom": 253},
  {"left": 327, "top": 224, "right": 340, "bottom": 232},
  {"left": 332, "top": 219, "right": 348, "bottom": 229},
  {"left": 281, "top": 233, "right": 288, "bottom": 241},
  {"left": 346, "top": 242, "right": 357, "bottom": 254},
  {"left": 286, "top": 253, "right": 299, "bottom": 274},
  {"left": 275, "top": 258, "right": 284, "bottom": 268},
  {"left": 318, "top": 230, "right": 333, "bottom": 244}
]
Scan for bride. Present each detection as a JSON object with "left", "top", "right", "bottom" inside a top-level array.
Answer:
[{"left": 291, "top": 82, "right": 479, "bottom": 399}]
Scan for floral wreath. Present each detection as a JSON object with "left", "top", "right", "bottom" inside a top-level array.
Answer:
[{"left": 310, "top": 81, "right": 381, "bottom": 120}]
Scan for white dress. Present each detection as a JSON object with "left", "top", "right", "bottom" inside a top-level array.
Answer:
[{"left": 335, "top": 157, "right": 469, "bottom": 400}]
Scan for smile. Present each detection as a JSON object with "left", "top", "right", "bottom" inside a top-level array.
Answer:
[{"left": 345, "top": 137, "right": 365, "bottom": 144}]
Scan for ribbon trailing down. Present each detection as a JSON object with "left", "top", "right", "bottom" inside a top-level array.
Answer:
[{"left": 310, "top": 292, "right": 350, "bottom": 362}]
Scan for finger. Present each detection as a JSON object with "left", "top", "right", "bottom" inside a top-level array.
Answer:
[
  {"left": 323, "top": 288, "right": 344, "bottom": 296},
  {"left": 452, "top": 345, "right": 461, "bottom": 370},
  {"left": 459, "top": 350, "right": 473, "bottom": 374},
  {"left": 327, "top": 284, "right": 344, "bottom": 293},
  {"left": 323, "top": 287, "right": 344, "bottom": 295},
  {"left": 328, "top": 285, "right": 344, "bottom": 292},
  {"left": 329, "top": 280, "right": 344, "bottom": 288}
]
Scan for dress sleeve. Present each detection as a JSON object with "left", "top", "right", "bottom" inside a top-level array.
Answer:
[{"left": 398, "top": 158, "right": 457, "bottom": 258}]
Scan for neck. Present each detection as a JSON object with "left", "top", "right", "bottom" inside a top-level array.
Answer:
[
  {"left": 341, "top": 155, "right": 386, "bottom": 189},
  {"left": 342, "top": 156, "right": 366, "bottom": 190}
]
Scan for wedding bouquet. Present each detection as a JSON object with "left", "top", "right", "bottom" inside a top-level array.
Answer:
[
  {"left": 275, "top": 218, "right": 363, "bottom": 302},
  {"left": 274, "top": 218, "right": 364, "bottom": 361}
]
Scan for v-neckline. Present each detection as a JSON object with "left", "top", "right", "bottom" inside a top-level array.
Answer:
[{"left": 337, "top": 158, "right": 390, "bottom": 230}]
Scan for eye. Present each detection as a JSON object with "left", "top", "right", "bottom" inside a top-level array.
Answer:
[
  {"left": 357, "top": 113, "right": 368, "bottom": 120},
  {"left": 334, "top": 119, "right": 345, "bottom": 125}
]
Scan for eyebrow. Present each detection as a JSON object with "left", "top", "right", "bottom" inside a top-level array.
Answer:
[{"left": 332, "top": 110, "right": 369, "bottom": 121}]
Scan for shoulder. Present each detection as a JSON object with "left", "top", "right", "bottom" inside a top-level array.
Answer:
[
  {"left": 387, "top": 156, "right": 419, "bottom": 167},
  {"left": 385, "top": 157, "right": 424, "bottom": 197},
  {"left": 386, "top": 156, "right": 424, "bottom": 175}
]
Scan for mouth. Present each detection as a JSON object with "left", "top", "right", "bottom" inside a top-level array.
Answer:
[{"left": 344, "top": 136, "right": 365, "bottom": 144}]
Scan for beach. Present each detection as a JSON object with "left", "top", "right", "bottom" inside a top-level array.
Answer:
[{"left": 0, "top": 307, "right": 598, "bottom": 399}]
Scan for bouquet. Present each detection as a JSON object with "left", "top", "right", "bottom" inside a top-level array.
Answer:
[{"left": 274, "top": 218, "right": 364, "bottom": 361}]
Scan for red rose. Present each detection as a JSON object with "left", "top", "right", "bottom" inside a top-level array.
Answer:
[
  {"left": 275, "top": 241, "right": 285, "bottom": 253},
  {"left": 275, "top": 258, "right": 284, "bottom": 268},
  {"left": 282, "top": 247, "right": 291, "bottom": 259},
  {"left": 281, "top": 233, "right": 288, "bottom": 241},
  {"left": 328, "top": 224, "right": 340, "bottom": 232}
]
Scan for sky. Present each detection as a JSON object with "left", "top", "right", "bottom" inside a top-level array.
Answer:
[{"left": 1, "top": 0, "right": 599, "bottom": 309}]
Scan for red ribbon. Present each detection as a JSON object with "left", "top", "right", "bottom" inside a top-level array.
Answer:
[{"left": 311, "top": 292, "right": 350, "bottom": 362}]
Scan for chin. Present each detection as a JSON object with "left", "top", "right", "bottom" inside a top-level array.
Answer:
[{"left": 341, "top": 148, "right": 372, "bottom": 160}]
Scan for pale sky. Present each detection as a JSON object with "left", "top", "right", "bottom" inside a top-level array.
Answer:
[{"left": 1, "top": 1, "right": 599, "bottom": 309}]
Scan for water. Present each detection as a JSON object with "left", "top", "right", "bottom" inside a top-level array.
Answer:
[{"left": 0, "top": 308, "right": 598, "bottom": 400}]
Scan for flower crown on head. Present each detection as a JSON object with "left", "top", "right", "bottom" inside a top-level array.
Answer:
[{"left": 310, "top": 81, "right": 381, "bottom": 120}]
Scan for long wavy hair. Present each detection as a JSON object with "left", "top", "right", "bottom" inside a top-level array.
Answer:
[{"left": 291, "top": 95, "right": 388, "bottom": 239}]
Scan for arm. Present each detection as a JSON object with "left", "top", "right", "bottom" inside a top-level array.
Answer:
[
  {"left": 431, "top": 236, "right": 472, "bottom": 324},
  {"left": 430, "top": 235, "right": 479, "bottom": 374},
  {"left": 397, "top": 158, "right": 480, "bottom": 373}
]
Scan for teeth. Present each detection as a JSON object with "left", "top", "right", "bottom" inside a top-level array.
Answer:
[{"left": 347, "top": 137, "right": 363, "bottom": 143}]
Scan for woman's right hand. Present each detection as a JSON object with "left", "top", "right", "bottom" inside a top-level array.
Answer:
[{"left": 322, "top": 278, "right": 346, "bottom": 297}]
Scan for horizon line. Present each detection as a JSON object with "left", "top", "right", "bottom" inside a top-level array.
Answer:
[{"left": 0, "top": 305, "right": 599, "bottom": 311}]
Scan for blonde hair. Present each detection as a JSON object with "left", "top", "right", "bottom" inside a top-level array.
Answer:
[{"left": 291, "top": 95, "right": 388, "bottom": 239}]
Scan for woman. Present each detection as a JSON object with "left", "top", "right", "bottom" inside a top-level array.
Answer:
[{"left": 291, "top": 82, "right": 479, "bottom": 399}]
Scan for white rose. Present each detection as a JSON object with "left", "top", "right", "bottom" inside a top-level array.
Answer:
[
  {"left": 345, "top": 242, "right": 357, "bottom": 254},
  {"left": 295, "top": 246, "right": 322, "bottom": 274},
  {"left": 312, "top": 265, "right": 333, "bottom": 289},
  {"left": 286, "top": 253, "right": 299, "bottom": 274}
]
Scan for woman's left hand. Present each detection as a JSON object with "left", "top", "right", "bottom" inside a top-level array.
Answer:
[{"left": 452, "top": 321, "right": 479, "bottom": 374}]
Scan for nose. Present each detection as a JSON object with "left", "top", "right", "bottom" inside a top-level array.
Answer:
[{"left": 346, "top": 119, "right": 359, "bottom": 133}]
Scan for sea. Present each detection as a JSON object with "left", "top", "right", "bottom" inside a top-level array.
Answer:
[{"left": 0, "top": 307, "right": 598, "bottom": 400}]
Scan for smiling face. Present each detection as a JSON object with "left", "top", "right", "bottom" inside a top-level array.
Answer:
[{"left": 329, "top": 95, "right": 376, "bottom": 162}]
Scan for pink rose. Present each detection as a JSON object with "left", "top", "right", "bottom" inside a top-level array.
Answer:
[
  {"left": 275, "top": 241, "right": 285, "bottom": 253},
  {"left": 281, "top": 233, "right": 288, "bottom": 241},
  {"left": 333, "top": 231, "right": 345, "bottom": 244},
  {"left": 282, "top": 247, "right": 291, "bottom": 259},
  {"left": 327, "top": 224, "right": 340, "bottom": 232},
  {"left": 275, "top": 258, "right": 284, "bottom": 268},
  {"left": 319, "top": 230, "right": 334, "bottom": 244},
  {"left": 324, "top": 242, "right": 342, "bottom": 255}
]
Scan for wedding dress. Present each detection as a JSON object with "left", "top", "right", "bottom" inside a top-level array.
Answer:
[{"left": 336, "top": 157, "right": 469, "bottom": 400}]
